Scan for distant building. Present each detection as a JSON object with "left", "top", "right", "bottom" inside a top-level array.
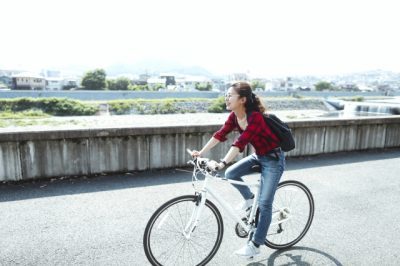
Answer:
[
  {"left": 160, "top": 73, "right": 176, "bottom": 86},
  {"left": 339, "top": 83, "right": 360, "bottom": 92},
  {"left": 39, "top": 69, "right": 78, "bottom": 90},
  {"left": 227, "top": 73, "right": 249, "bottom": 84},
  {"left": 147, "top": 77, "right": 166, "bottom": 90},
  {"left": 62, "top": 79, "right": 78, "bottom": 90},
  {"left": 11, "top": 72, "right": 46, "bottom": 90},
  {"left": 147, "top": 74, "right": 213, "bottom": 91},
  {"left": 45, "top": 77, "right": 64, "bottom": 90},
  {"left": 130, "top": 73, "right": 149, "bottom": 86},
  {"left": 358, "top": 84, "right": 375, "bottom": 92},
  {"left": 211, "top": 78, "right": 225, "bottom": 91},
  {"left": 176, "top": 75, "right": 211, "bottom": 91}
]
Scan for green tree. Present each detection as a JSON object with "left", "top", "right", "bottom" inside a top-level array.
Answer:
[
  {"left": 315, "top": 81, "right": 333, "bottom": 91},
  {"left": 195, "top": 82, "right": 212, "bottom": 91},
  {"left": 128, "top": 84, "right": 149, "bottom": 91},
  {"left": 251, "top": 80, "right": 265, "bottom": 90},
  {"left": 107, "top": 77, "right": 131, "bottom": 90},
  {"left": 151, "top": 83, "right": 165, "bottom": 91},
  {"left": 81, "top": 69, "right": 107, "bottom": 90},
  {"left": 107, "top": 79, "right": 117, "bottom": 90}
]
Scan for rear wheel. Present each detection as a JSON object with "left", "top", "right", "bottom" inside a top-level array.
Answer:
[
  {"left": 143, "top": 195, "right": 224, "bottom": 265},
  {"left": 264, "top": 180, "right": 314, "bottom": 249}
]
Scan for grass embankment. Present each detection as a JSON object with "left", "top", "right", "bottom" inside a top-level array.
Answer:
[
  {"left": 0, "top": 110, "right": 48, "bottom": 127},
  {"left": 0, "top": 110, "right": 83, "bottom": 128}
]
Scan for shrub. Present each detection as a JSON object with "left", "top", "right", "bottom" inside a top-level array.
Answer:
[
  {"left": 340, "top": 96, "right": 364, "bottom": 102},
  {"left": 37, "top": 98, "right": 98, "bottom": 116},
  {"left": 108, "top": 101, "right": 133, "bottom": 115},
  {"left": 107, "top": 98, "right": 211, "bottom": 115},
  {"left": 0, "top": 98, "right": 98, "bottom": 116},
  {"left": 208, "top": 97, "right": 226, "bottom": 113},
  {"left": 157, "top": 101, "right": 176, "bottom": 114},
  {"left": 351, "top": 96, "right": 364, "bottom": 102}
]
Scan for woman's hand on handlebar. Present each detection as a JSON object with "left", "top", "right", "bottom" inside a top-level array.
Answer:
[
  {"left": 207, "top": 160, "right": 225, "bottom": 171},
  {"left": 188, "top": 149, "right": 224, "bottom": 171}
]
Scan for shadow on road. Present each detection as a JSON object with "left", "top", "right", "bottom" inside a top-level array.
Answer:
[
  {"left": 248, "top": 246, "right": 343, "bottom": 266},
  {"left": 1, "top": 149, "right": 399, "bottom": 203},
  {"left": 0, "top": 168, "right": 190, "bottom": 202},
  {"left": 285, "top": 148, "right": 400, "bottom": 171}
]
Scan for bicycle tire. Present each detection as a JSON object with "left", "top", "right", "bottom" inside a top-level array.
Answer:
[
  {"left": 143, "top": 195, "right": 224, "bottom": 266},
  {"left": 258, "top": 180, "right": 314, "bottom": 249}
]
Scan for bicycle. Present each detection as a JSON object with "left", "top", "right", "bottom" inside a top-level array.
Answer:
[{"left": 143, "top": 149, "right": 315, "bottom": 265}]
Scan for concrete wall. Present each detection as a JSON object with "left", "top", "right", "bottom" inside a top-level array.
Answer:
[
  {"left": 1, "top": 116, "right": 400, "bottom": 182},
  {"left": 0, "top": 90, "right": 220, "bottom": 100}
]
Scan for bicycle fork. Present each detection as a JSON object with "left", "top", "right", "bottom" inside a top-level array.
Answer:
[{"left": 183, "top": 192, "right": 207, "bottom": 239}]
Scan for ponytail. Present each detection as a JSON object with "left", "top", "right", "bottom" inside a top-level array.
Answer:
[{"left": 231, "top": 82, "right": 266, "bottom": 113}]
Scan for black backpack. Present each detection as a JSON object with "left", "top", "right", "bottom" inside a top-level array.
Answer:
[{"left": 263, "top": 114, "right": 295, "bottom": 152}]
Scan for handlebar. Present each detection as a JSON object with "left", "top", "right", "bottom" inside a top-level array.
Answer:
[{"left": 186, "top": 148, "right": 219, "bottom": 175}]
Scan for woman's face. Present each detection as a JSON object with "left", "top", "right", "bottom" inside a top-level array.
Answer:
[{"left": 225, "top": 87, "right": 245, "bottom": 111}]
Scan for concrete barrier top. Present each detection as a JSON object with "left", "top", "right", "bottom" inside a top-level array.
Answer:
[
  {"left": 286, "top": 115, "right": 400, "bottom": 128},
  {"left": 1, "top": 115, "right": 400, "bottom": 142}
]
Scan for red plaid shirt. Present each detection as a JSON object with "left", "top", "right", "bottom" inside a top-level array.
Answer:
[{"left": 213, "top": 111, "right": 280, "bottom": 155}]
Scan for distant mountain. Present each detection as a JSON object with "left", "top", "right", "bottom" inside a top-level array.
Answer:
[
  {"left": 1, "top": 60, "right": 222, "bottom": 80},
  {"left": 326, "top": 69, "right": 400, "bottom": 83},
  {"left": 105, "top": 59, "right": 218, "bottom": 78}
]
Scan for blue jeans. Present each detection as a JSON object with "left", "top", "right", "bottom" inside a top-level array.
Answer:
[{"left": 224, "top": 152, "right": 285, "bottom": 246}]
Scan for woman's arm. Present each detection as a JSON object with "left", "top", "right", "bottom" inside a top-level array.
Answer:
[
  {"left": 207, "top": 146, "right": 240, "bottom": 171},
  {"left": 200, "top": 137, "right": 220, "bottom": 155},
  {"left": 191, "top": 137, "right": 220, "bottom": 157},
  {"left": 193, "top": 112, "right": 236, "bottom": 157},
  {"left": 222, "top": 146, "right": 240, "bottom": 165}
]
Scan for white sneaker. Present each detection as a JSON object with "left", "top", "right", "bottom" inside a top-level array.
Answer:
[
  {"left": 236, "top": 198, "right": 253, "bottom": 211},
  {"left": 234, "top": 241, "right": 260, "bottom": 259}
]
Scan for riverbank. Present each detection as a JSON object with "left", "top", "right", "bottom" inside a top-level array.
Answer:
[
  {"left": 0, "top": 110, "right": 330, "bottom": 132},
  {"left": 0, "top": 97, "right": 330, "bottom": 130},
  {"left": 3, "top": 95, "right": 399, "bottom": 131}
]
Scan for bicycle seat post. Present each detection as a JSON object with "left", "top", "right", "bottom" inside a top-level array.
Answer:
[{"left": 251, "top": 165, "right": 261, "bottom": 173}]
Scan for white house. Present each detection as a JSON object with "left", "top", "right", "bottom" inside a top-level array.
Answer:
[
  {"left": 46, "top": 77, "right": 65, "bottom": 90},
  {"left": 175, "top": 75, "right": 211, "bottom": 91},
  {"left": 11, "top": 72, "right": 46, "bottom": 90}
]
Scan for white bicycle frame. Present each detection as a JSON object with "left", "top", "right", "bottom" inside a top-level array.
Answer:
[{"left": 184, "top": 159, "right": 290, "bottom": 239}]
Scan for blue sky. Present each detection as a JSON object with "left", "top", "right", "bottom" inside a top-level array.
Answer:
[{"left": 1, "top": 0, "right": 399, "bottom": 77}]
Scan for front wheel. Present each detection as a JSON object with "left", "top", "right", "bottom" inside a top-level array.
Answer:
[
  {"left": 143, "top": 195, "right": 224, "bottom": 266},
  {"left": 264, "top": 180, "right": 315, "bottom": 249}
]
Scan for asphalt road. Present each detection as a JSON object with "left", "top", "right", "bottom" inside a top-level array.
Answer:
[{"left": 1, "top": 149, "right": 400, "bottom": 265}]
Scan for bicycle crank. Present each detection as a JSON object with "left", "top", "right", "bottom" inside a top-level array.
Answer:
[{"left": 235, "top": 217, "right": 249, "bottom": 238}]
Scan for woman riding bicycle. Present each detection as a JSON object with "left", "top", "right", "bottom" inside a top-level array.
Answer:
[{"left": 191, "top": 81, "right": 285, "bottom": 259}]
